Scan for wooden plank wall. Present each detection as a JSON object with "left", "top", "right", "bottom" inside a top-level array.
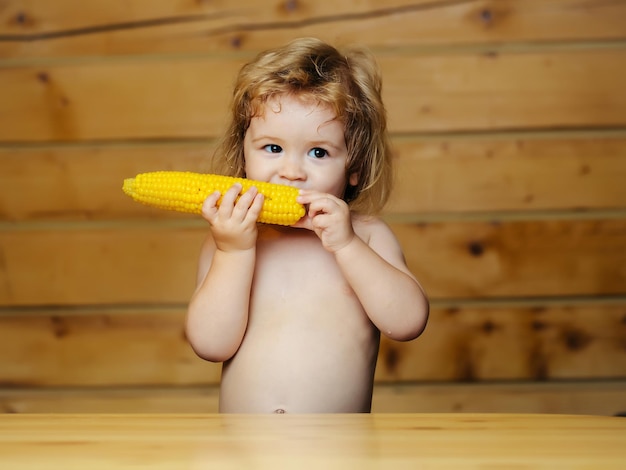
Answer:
[{"left": 1, "top": 0, "right": 625, "bottom": 414}]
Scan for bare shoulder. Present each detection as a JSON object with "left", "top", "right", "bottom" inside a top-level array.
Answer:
[
  {"left": 352, "top": 214, "right": 416, "bottom": 279},
  {"left": 352, "top": 213, "right": 398, "bottom": 245}
]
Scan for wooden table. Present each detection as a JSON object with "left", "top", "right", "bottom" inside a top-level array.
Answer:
[{"left": 2, "top": 413, "right": 625, "bottom": 469}]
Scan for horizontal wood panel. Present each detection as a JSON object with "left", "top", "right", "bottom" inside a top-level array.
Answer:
[
  {"left": 2, "top": 134, "right": 625, "bottom": 222},
  {"left": 0, "top": 309, "right": 221, "bottom": 387},
  {"left": 372, "top": 381, "right": 626, "bottom": 415},
  {"left": 397, "top": 218, "right": 626, "bottom": 299},
  {"left": 388, "top": 135, "right": 626, "bottom": 214},
  {"left": 378, "top": 303, "right": 626, "bottom": 382},
  {"left": 0, "top": 303, "right": 624, "bottom": 387},
  {"left": 2, "top": 381, "right": 625, "bottom": 415},
  {"left": 0, "top": 143, "right": 213, "bottom": 221},
  {"left": 0, "top": 226, "right": 205, "bottom": 306},
  {"left": 0, "top": 58, "right": 240, "bottom": 142},
  {"left": 0, "top": 386, "right": 222, "bottom": 414},
  {"left": 2, "top": 0, "right": 626, "bottom": 58},
  {"left": 2, "top": 49, "right": 626, "bottom": 142},
  {"left": 1, "top": 219, "right": 625, "bottom": 306}
]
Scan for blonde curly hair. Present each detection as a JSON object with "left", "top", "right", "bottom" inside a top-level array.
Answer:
[{"left": 211, "top": 37, "right": 393, "bottom": 215}]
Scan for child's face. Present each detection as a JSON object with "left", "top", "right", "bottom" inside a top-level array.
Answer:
[{"left": 243, "top": 94, "right": 357, "bottom": 198}]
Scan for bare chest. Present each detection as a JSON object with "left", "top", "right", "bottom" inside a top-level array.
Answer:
[{"left": 248, "top": 229, "right": 364, "bottom": 326}]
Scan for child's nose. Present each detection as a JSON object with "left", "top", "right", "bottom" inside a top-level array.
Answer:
[{"left": 279, "top": 156, "right": 305, "bottom": 180}]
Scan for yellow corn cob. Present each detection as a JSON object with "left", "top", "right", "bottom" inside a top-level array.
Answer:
[{"left": 122, "top": 171, "right": 305, "bottom": 226}]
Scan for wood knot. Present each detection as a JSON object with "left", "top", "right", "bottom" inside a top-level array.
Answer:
[
  {"left": 284, "top": 0, "right": 299, "bottom": 12},
  {"left": 230, "top": 36, "right": 242, "bottom": 49},
  {"left": 480, "top": 9, "right": 493, "bottom": 24},
  {"left": 468, "top": 241, "right": 484, "bottom": 257},
  {"left": 456, "top": 347, "right": 475, "bottom": 381},
  {"left": 529, "top": 347, "right": 548, "bottom": 380},
  {"left": 51, "top": 316, "right": 69, "bottom": 338},
  {"left": 481, "top": 320, "right": 498, "bottom": 334},
  {"left": 446, "top": 307, "right": 460, "bottom": 316},
  {"left": 531, "top": 320, "right": 547, "bottom": 332},
  {"left": 13, "top": 11, "right": 34, "bottom": 27},
  {"left": 37, "top": 72, "right": 50, "bottom": 84},
  {"left": 561, "top": 328, "right": 592, "bottom": 352},
  {"left": 384, "top": 346, "right": 400, "bottom": 375}
]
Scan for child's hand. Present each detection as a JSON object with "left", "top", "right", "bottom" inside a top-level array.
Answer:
[
  {"left": 201, "top": 183, "right": 264, "bottom": 252},
  {"left": 296, "top": 190, "right": 355, "bottom": 253}
]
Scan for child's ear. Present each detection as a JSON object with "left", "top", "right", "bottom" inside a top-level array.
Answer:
[{"left": 348, "top": 172, "right": 359, "bottom": 186}]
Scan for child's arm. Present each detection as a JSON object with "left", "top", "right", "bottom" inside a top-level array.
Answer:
[
  {"left": 185, "top": 184, "right": 264, "bottom": 362},
  {"left": 297, "top": 190, "right": 429, "bottom": 341},
  {"left": 334, "top": 220, "right": 429, "bottom": 341}
]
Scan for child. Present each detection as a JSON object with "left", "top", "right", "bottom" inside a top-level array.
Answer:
[{"left": 186, "top": 37, "right": 429, "bottom": 413}]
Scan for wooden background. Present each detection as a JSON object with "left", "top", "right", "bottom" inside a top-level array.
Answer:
[{"left": 1, "top": 0, "right": 625, "bottom": 414}]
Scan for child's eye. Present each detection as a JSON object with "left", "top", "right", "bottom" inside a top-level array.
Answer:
[
  {"left": 308, "top": 147, "right": 328, "bottom": 159},
  {"left": 263, "top": 144, "right": 282, "bottom": 153}
]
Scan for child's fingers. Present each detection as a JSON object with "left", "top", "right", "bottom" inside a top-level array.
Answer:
[
  {"left": 307, "top": 195, "right": 342, "bottom": 218},
  {"left": 201, "top": 190, "right": 222, "bottom": 222},
  {"left": 220, "top": 183, "right": 243, "bottom": 210},
  {"left": 296, "top": 189, "right": 318, "bottom": 205},
  {"left": 244, "top": 191, "right": 264, "bottom": 223},
  {"left": 298, "top": 190, "right": 330, "bottom": 213},
  {"left": 232, "top": 185, "right": 259, "bottom": 220}
]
